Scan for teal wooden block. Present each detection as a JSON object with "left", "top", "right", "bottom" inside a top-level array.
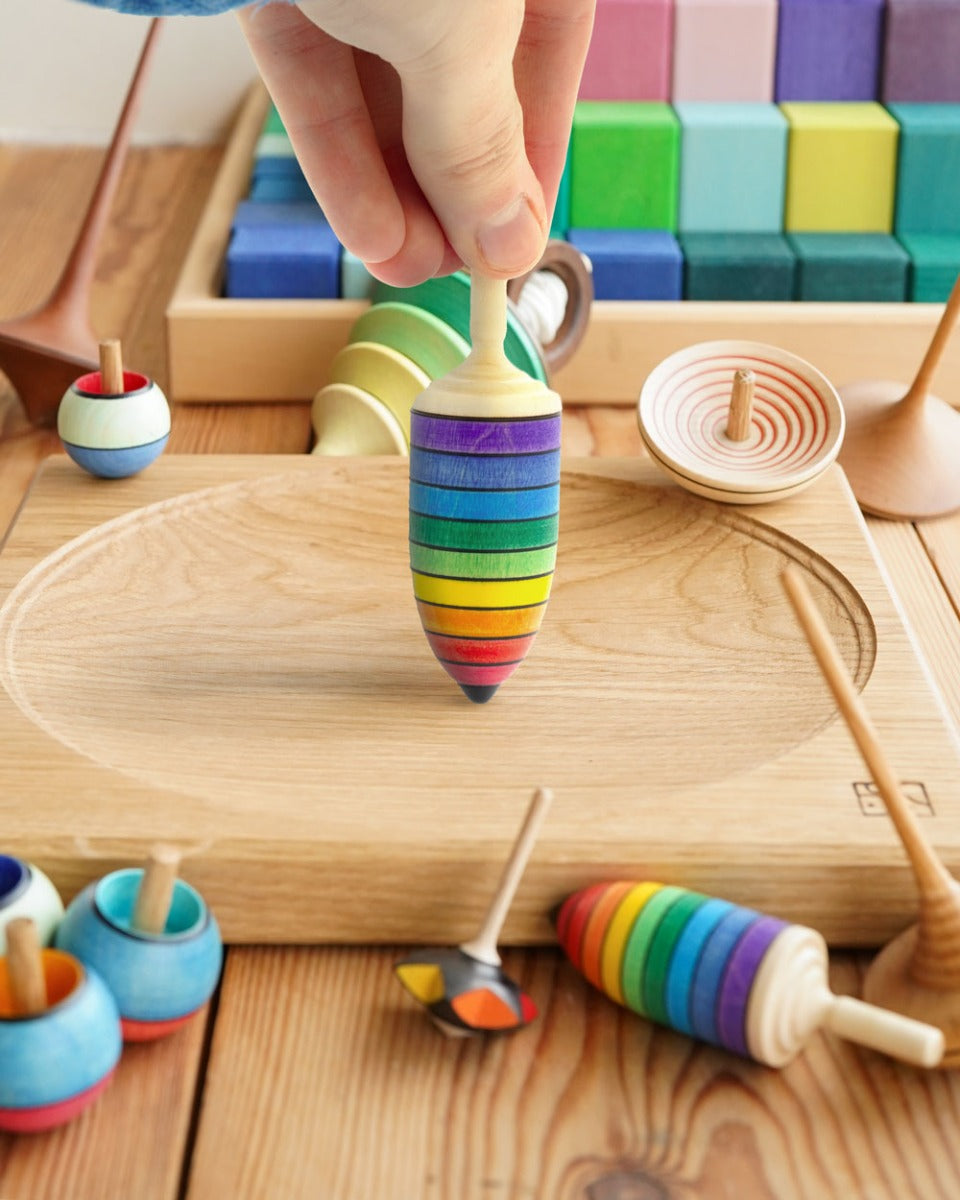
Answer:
[
  {"left": 888, "top": 104, "right": 960, "bottom": 234},
  {"left": 897, "top": 233, "right": 960, "bottom": 301},
  {"left": 675, "top": 103, "right": 787, "bottom": 233},
  {"left": 680, "top": 233, "right": 796, "bottom": 299},
  {"left": 262, "top": 106, "right": 286, "bottom": 136},
  {"left": 788, "top": 233, "right": 909, "bottom": 300},
  {"left": 570, "top": 102, "right": 680, "bottom": 229},
  {"left": 551, "top": 148, "right": 572, "bottom": 237},
  {"left": 340, "top": 249, "right": 379, "bottom": 300}
]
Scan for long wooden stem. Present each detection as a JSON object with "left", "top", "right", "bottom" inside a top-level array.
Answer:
[
  {"left": 132, "top": 845, "right": 180, "bottom": 934},
  {"left": 460, "top": 788, "right": 553, "bottom": 966},
  {"left": 903, "top": 268, "right": 960, "bottom": 411},
  {"left": 6, "top": 918, "right": 47, "bottom": 1016},
  {"left": 469, "top": 274, "right": 509, "bottom": 367}
]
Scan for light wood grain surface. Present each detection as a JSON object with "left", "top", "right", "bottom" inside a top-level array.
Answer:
[{"left": 1, "top": 143, "right": 959, "bottom": 1200}]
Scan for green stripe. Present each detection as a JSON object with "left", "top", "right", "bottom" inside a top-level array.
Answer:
[
  {"left": 410, "top": 544, "right": 557, "bottom": 580},
  {"left": 621, "top": 886, "right": 686, "bottom": 1016},
  {"left": 641, "top": 891, "right": 708, "bottom": 1026},
  {"left": 410, "top": 512, "right": 558, "bottom": 551}
]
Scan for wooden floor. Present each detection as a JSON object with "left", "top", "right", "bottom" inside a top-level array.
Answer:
[{"left": 1, "top": 143, "right": 960, "bottom": 1200}]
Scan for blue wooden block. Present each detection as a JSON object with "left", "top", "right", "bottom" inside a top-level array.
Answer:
[
  {"left": 675, "top": 103, "right": 787, "bottom": 233},
  {"left": 889, "top": 104, "right": 960, "bottom": 234},
  {"left": 247, "top": 175, "right": 316, "bottom": 204},
  {"left": 898, "top": 233, "right": 960, "bottom": 301},
  {"left": 566, "top": 229, "right": 682, "bottom": 298},
  {"left": 231, "top": 201, "right": 326, "bottom": 228},
  {"left": 775, "top": 0, "right": 884, "bottom": 101},
  {"left": 787, "top": 233, "right": 909, "bottom": 299},
  {"left": 225, "top": 216, "right": 341, "bottom": 299},
  {"left": 252, "top": 156, "right": 307, "bottom": 181},
  {"left": 680, "top": 233, "right": 796, "bottom": 299}
]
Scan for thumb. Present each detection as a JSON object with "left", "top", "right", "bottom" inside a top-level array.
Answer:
[{"left": 396, "top": 17, "right": 549, "bottom": 278}]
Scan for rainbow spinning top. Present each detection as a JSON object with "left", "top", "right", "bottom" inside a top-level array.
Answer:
[{"left": 409, "top": 275, "right": 562, "bottom": 703}]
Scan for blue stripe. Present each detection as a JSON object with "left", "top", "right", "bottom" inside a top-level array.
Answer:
[
  {"left": 411, "top": 448, "right": 560, "bottom": 490},
  {"left": 688, "top": 907, "right": 759, "bottom": 1047},
  {"left": 409, "top": 482, "right": 560, "bottom": 521}
]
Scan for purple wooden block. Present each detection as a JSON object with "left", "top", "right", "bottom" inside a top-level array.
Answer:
[
  {"left": 883, "top": 0, "right": 960, "bottom": 103},
  {"left": 715, "top": 915, "right": 787, "bottom": 1057},
  {"left": 775, "top": 0, "right": 884, "bottom": 101}
]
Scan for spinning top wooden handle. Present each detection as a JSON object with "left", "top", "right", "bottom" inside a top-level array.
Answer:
[
  {"left": 99, "top": 339, "right": 124, "bottom": 395},
  {"left": 6, "top": 918, "right": 47, "bottom": 1016},
  {"left": 132, "top": 845, "right": 181, "bottom": 934}
]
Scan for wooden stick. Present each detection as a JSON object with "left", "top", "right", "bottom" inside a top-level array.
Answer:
[
  {"left": 781, "top": 565, "right": 956, "bottom": 903},
  {"left": 6, "top": 918, "right": 47, "bottom": 1016},
  {"left": 725, "top": 368, "right": 755, "bottom": 441},
  {"left": 132, "top": 845, "right": 181, "bottom": 934},
  {"left": 469, "top": 274, "right": 509, "bottom": 366},
  {"left": 99, "top": 339, "right": 124, "bottom": 395},
  {"left": 903, "top": 268, "right": 960, "bottom": 411},
  {"left": 460, "top": 787, "right": 553, "bottom": 967},
  {"left": 824, "top": 993, "right": 943, "bottom": 1068}
]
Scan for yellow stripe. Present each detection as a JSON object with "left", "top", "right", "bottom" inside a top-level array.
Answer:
[
  {"left": 600, "top": 882, "right": 663, "bottom": 1005},
  {"left": 412, "top": 572, "right": 553, "bottom": 609}
]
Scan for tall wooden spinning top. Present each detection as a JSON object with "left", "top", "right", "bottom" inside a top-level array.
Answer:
[
  {"left": 409, "top": 274, "right": 562, "bottom": 703},
  {"left": 837, "top": 269, "right": 960, "bottom": 519},
  {"left": 0, "top": 20, "right": 162, "bottom": 428},
  {"left": 395, "top": 787, "right": 552, "bottom": 1036},
  {"left": 782, "top": 565, "right": 960, "bottom": 1066},
  {"left": 638, "top": 340, "right": 844, "bottom": 505}
]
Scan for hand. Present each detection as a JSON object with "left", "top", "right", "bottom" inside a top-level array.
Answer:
[{"left": 237, "top": 1, "right": 595, "bottom": 286}]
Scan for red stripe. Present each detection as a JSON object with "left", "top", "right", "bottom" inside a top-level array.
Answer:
[
  {"left": 442, "top": 661, "right": 521, "bottom": 687},
  {"left": 427, "top": 632, "right": 536, "bottom": 664}
]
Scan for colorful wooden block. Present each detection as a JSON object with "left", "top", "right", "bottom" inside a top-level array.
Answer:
[
  {"left": 675, "top": 103, "right": 787, "bottom": 233},
  {"left": 898, "top": 233, "right": 960, "bottom": 302},
  {"left": 888, "top": 104, "right": 960, "bottom": 234},
  {"left": 780, "top": 102, "right": 899, "bottom": 231},
  {"left": 340, "top": 249, "right": 379, "bottom": 300},
  {"left": 247, "top": 175, "right": 315, "bottom": 204},
  {"left": 774, "top": 0, "right": 884, "bottom": 101},
  {"left": 262, "top": 105, "right": 286, "bottom": 136},
  {"left": 570, "top": 102, "right": 680, "bottom": 229},
  {"left": 566, "top": 229, "right": 683, "bottom": 298},
  {"left": 680, "top": 233, "right": 796, "bottom": 299},
  {"left": 788, "top": 233, "right": 909, "bottom": 300},
  {"left": 883, "top": 0, "right": 960, "bottom": 102},
  {"left": 226, "top": 201, "right": 340, "bottom": 299},
  {"left": 550, "top": 148, "right": 572, "bottom": 237},
  {"left": 672, "top": 0, "right": 778, "bottom": 101},
  {"left": 578, "top": 0, "right": 673, "bottom": 100}
]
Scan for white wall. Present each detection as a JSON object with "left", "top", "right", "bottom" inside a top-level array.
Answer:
[{"left": 0, "top": 0, "right": 259, "bottom": 144}]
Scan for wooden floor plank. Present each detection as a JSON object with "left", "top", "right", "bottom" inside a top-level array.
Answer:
[{"left": 187, "top": 947, "right": 960, "bottom": 1200}]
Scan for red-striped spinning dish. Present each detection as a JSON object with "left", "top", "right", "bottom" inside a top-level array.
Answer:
[{"left": 638, "top": 341, "right": 845, "bottom": 504}]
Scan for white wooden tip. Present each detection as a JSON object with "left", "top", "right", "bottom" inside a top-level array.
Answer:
[
  {"left": 6, "top": 917, "right": 47, "bottom": 1016},
  {"left": 725, "top": 368, "right": 755, "bottom": 442},
  {"left": 825, "top": 994, "right": 945, "bottom": 1068},
  {"left": 99, "top": 338, "right": 124, "bottom": 395},
  {"left": 132, "top": 844, "right": 181, "bottom": 934}
]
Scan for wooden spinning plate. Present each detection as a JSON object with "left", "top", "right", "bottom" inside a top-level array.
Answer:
[{"left": 1, "top": 456, "right": 958, "bottom": 946}]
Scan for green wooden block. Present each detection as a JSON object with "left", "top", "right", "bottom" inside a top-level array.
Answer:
[
  {"left": 262, "top": 106, "right": 286, "bottom": 136},
  {"left": 788, "top": 233, "right": 909, "bottom": 300},
  {"left": 897, "top": 233, "right": 960, "bottom": 302},
  {"left": 551, "top": 148, "right": 572, "bottom": 237},
  {"left": 888, "top": 104, "right": 960, "bottom": 234},
  {"left": 570, "top": 102, "right": 680, "bottom": 229},
  {"left": 680, "top": 233, "right": 796, "bottom": 300}
]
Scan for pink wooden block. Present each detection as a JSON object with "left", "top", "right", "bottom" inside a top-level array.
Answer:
[
  {"left": 579, "top": 0, "right": 674, "bottom": 101},
  {"left": 672, "top": 0, "right": 778, "bottom": 101}
]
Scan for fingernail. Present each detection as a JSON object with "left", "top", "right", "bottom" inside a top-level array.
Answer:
[{"left": 476, "top": 195, "right": 545, "bottom": 274}]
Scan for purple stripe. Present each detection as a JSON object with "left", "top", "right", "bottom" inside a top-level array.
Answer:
[
  {"left": 714, "top": 916, "right": 787, "bottom": 1057},
  {"left": 411, "top": 412, "right": 561, "bottom": 455}
]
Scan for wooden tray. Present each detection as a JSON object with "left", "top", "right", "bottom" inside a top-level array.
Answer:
[
  {"left": 166, "top": 84, "right": 960, "bottom": 407},
  {"left": 1, "top": 454, "right": 958, "bottom": 946}
]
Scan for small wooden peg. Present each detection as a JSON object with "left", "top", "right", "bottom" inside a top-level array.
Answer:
[
  {"left": 132, "top": 845, "right": 181, "bottom": 935},
  {"left": 6, "top": 918, "right": 47, "bottom": 1016},
  {"left": 725, "top": 368, "right": 755, "bottom": 442},
  {"left": 99, "top": 339, "right": 124, "bottom": 395}
]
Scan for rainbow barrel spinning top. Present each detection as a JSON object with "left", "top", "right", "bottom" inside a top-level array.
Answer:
[
  {"left": 396, "top": 787, "right": 552, "bottom": 1036},
  {"left": 638, "top": 339, "right": 845, "bottom": 504},
  {"left": 0, "top": 852, "right": 64, "bottom": 952},
  {"left": 555, "top": 880, "right": 943, "bottom": 1068},
  {"left": 58, "top": 338, "right": 170, "bottom": 479},
  {"left": 409, "top": 275, "right": 562, "bottom": 703},
  {"left": 56, "top": 846, "right": 222, "bottom": 1042},
  {"left": 0, "top": 918, "right": 122, "bottom": 1133}
]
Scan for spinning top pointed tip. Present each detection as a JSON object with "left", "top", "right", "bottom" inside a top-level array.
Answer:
[{"left": 460, "top": 683, "right": 500, "bottom": 704}]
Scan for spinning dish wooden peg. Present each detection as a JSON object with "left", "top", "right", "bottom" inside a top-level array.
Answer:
[
  {"left": 837, "top": 268, "right": 960, "bottom": 519},
  {"left": 555, "top": 880, "right": 942, "bottom": 1068},
  {"left": 0, "top": 20, "right": 163, "bottom": 429},
  {"left": 782, "top": 564, "right": 960, "bottom": 1067},
  {"left": 56, "top": 845, "right": 222, "bottom": 1042},
  {"left": 409, "top": 274, "right": 562, "bottom": 703},
  {"left": 0, "top": 918, "right": 122, "bottom": 1133},
  {"left": 638, "top": 340, "right": 845, "bottom": 504},
  {"left": 395, "top": 787, "right": 552, "bottom": 1036}
]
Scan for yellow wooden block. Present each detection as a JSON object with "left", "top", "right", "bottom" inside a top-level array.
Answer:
[{"left": 781, "top": 103, "right": 899, "bottom": 233}]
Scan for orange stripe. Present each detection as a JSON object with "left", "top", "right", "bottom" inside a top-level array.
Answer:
[
  {"left": 580, "top": 881, "right": 636, "bottom": 991},
  {"left": 416, "top": 601, "right": 545, "bottom": 638}
]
